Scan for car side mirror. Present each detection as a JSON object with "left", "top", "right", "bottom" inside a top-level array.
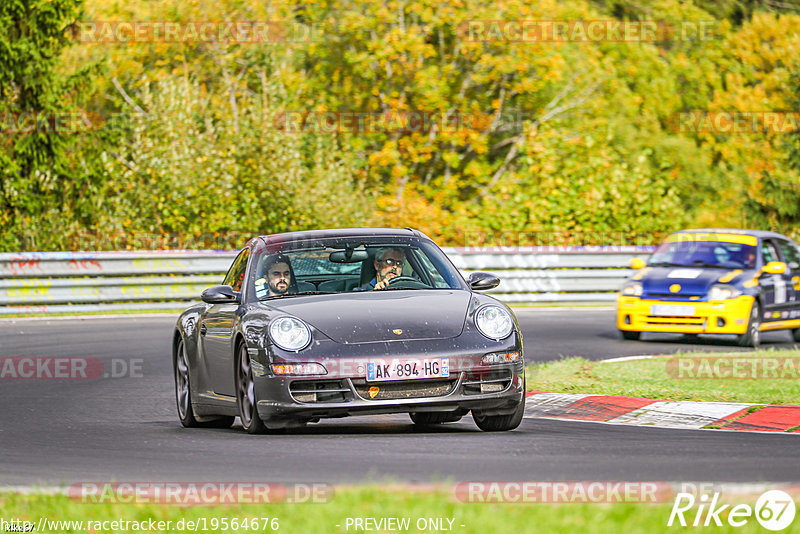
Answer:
[
  {"left": 468, "top": 272, "right": 500, "bottom": 291},
  {"left": 201, "top": 285, "right": 241, "bottom": 304},
  {"left": 762, "top": 261, "right": 787, "bottom": 275},
  {"left": 629, "top": 258, "right": 646, "bottom": 270}
]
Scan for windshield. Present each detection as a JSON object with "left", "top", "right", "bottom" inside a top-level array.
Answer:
[
  {"left": 648, "top": 240, "right": 757, "bottom": 269},
  {"left": 248, "top": 236, "right": 466, "bottom": 300}
]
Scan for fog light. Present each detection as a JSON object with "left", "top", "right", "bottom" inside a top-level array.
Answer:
[
  {"left": 480, "top": 383, "right": 505, "bottom": 393},
  {"left": 481, "top": 352, "right": 520, "bottom": 365},
  {"left": 717, "top": 317, "right": 726, "bottom": 327},
  {"left": 624, "top": 314, "right": 631, "bottom": 325}
]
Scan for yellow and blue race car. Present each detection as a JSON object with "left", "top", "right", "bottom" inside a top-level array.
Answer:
[{"left": 617, "top": 229, "right": 800, "bottom": 347}]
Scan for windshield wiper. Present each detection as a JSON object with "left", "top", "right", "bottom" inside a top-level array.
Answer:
[
  {"left": 689, "top": 261, "right": 724, "bottom": 269},
  {"left": 258, "top": 290, "right": 337, "bottom": 301},
  {"left": 647, "top": 261, "right": 677, "bottom": 267}
]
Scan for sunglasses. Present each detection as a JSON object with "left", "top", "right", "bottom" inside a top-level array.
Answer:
[{"left": 381, "top": 258, "right": 404, "bottom": 267}]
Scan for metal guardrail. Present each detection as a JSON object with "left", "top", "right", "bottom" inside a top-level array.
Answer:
[{"left": 0, "top": 247, "right": 654, "bottom": 314}]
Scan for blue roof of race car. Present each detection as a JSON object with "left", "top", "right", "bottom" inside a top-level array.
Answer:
[{"left": 672, "top": 228, "right": 790, "bottom": 241}]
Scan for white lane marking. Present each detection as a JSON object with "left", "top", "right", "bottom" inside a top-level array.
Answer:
[
  {"left": 598, "top": 355, "right": 659, "bottom": 363},
  {"left": 524, "top": 393, "right": 590, "bottom": 418},
  {"left": 0, "top": 313, "right": 178, "bottom": 322},
  {"left": 606, "top": 401, "right": 755, "bottom": 429}
]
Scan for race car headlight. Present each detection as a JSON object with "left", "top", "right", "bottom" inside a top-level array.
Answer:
[
  {"left": 269, "top": 317, "right": 312, "bottom": 352},
  {"left": 708, "top": 284, "right": 741, "bottom": 301},
  {"left": 475, "top": 305, "right": 514, "bottom": 340},
  {"left": 621, "top": 282, "right": 643, "bottom": 296}
]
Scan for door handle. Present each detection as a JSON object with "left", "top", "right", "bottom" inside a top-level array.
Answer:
[{"left": 200, "top": 323, "right": 208, "bottom": 335}]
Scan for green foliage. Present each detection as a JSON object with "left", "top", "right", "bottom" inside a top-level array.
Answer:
[
  {"left": 93, "top": 75, "right": 370, "bottom": 246},
  {"left": 2, "top": 0, "right": 800, "bottom": 250},
  {"left": 0, "top": 0, "right": 92, "bottom": 250}
]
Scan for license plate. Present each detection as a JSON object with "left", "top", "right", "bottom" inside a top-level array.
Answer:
[
  {"left": 650, "top": 304, "right": 695, "bottom": 316},
  {"left": 366, "top": 358, "right": 449, "bottom": 382}
]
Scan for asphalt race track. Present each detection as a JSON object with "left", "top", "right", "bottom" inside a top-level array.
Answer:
[{"left": 0, "top": 309, "right": 798, "bottom": 487}]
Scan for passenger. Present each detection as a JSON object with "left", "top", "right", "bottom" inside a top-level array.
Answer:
[
  {"left": 256, "top": 253, "right": 296, "bottom": 298},
  {"left": 365, "top": 247, "right": 405, "bottom": 290}
]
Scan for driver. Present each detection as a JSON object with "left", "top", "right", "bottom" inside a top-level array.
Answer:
[
  {"left": 365, "top": 247, "right": 405, "bottom": 290},
  {"left": 256, "top": 253, "right": 296, "bottom": 298}
]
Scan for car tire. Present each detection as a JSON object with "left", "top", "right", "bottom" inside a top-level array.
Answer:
[
  {"left": 410, "top": 410, "right": 467, "bottom": 426},
  {"left": 236, "top": 343, "right": 268, "bottom": 434},
  {"left": 792, "top": 328, "right": 800, "bottom": 342},
  {"left": 620, "top": 330, "right": 641, "bottom": 341},
  {"left": 736, "top": 301, "right": 761, "bottom": 348},
  {"left": 174, "top": 338, "right": 234, "bottom": 429},
  {"left": 472, "top": 388, "right": 526, "bottom": 432}
]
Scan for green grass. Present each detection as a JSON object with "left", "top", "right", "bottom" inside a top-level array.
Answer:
[
  {"left": 0, "top": 309, "right": 183, "bottom": 319},
  {"left": 0, "top": 487, "right": 785, "bottom": 534},
  {"left": 526, "top": 349, "right": 800, "bottom": 405}
]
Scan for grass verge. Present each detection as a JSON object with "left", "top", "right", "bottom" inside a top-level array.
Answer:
[
  {"left": 526, "top": 349, "right": 800, "bottom": 405},
  {"left": 0, "top": 487, "right": 778, "bottom": 534}
]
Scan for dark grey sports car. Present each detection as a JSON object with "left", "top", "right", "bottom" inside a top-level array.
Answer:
[{"left": 173, "top": 228, "right": 525, "bottom": 433}]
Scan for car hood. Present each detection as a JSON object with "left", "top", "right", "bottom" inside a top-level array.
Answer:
[
  {"left": 638, "top": 266, "right": 752, "bottom": 296},
  {"left": 258, "top": 290, "right": 470, "bottom": 344}
]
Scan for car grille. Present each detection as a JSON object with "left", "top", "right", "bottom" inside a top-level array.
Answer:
[
  {"left": 462, "top": 369, "right": 513, "bottom": 395},
  {"left": 645, "top": 315, "right": 705, "bottom": 326},
  {"left": 289, "top": 380, "right": 351, "bottom": 403},
  {"left": 351, "top": 379, "right": 456, "bottom": 400}
]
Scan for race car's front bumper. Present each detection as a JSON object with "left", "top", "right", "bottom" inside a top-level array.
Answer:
[
  {"left": 616, "top": 294, "right": 755, "bottom": 335},
  {"left": 252, "top": 362, "right": 525, "bottom": 427}
]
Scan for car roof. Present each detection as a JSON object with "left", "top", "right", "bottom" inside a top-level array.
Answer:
[
  {"left": 672, "top": 228, "right": 791, "bottom": 241},
  {"left": 248, "top": 228, "right": 429, "bottom": 248}
]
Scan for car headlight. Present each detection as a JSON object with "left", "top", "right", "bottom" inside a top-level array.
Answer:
[
  {"left": 708, "top": 285, "right": 742, "bottom": 301},
  {"left": 475, "top": 305, "right": 514, "bottom": 340},
  {"left": 621, "top": 282, "right": 643, "bottom": 296},
  {"left": 269, "top": 317, "right": 312, "bottom": 352}
]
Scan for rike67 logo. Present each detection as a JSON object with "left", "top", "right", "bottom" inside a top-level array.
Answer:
[{"left": 668, "top": 490, "right": 796, "bottom": 530}]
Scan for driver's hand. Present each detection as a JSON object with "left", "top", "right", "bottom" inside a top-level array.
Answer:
[
  {"left": 374, "top": 279, "right": 389, "bottom": 290},
  {"left": 374, "top": 273, "right": 397, "bottom": 290}
]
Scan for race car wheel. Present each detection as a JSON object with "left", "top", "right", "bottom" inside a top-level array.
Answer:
[
  {"left": 472, "top": 386, "right": 526, "bottom": 432},
  {"left": 236, "top": 343, "right": 268, "bottom": 434},
  {"left": 619, "top": 330, "right": 641, "bottom": 341},
  {"left": 410, "top": 409, "right": 467, "bottom": 426},
  {"left": 792, "top": 328, "right": 800, "bottom": 342},
  {"left": 174, "top": 338, "right": 234, "bottom": 428},
  {"left": 736, "top": 301, "right": 761, "bottom": 348}
]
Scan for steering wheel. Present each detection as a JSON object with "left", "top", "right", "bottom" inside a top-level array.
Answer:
[{"left": 386, "top": 276, "right": 429, "bottom": 289}]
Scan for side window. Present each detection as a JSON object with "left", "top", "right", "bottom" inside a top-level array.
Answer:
[
  {"left": 761, "top": 241, "right": 779, "bottom": 264},
  {"left": 777, "top": 240, "right": 800, "bottom": 271},
  {"left": 223, "top": 250, "right": 249, "bottom": 292}
]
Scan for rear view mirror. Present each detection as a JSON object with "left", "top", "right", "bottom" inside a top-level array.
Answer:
[
  {"left": 329, "top": 250, "right": 369, "bottom": 263},
  {"left": 762, "top": 261, "right": 787, "bottom": 275},
  {"left": 468, "top": 272, "right": 500, "bottom": 291},
  {"left": 201, "top": 285, "right": 240, "bottom": 304}
]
